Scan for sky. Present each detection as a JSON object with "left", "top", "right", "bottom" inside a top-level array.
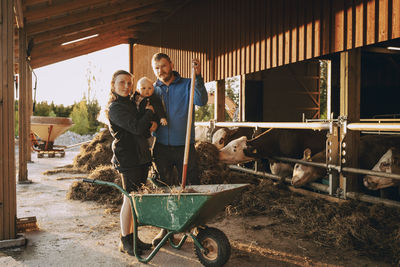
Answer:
[{"left": 32, "top": 44, "right": 129, "bottom": 108}]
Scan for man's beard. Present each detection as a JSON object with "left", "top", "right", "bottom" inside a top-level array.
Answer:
[{"left": 160, "top": 71, "right": 173, "bottom": 83}]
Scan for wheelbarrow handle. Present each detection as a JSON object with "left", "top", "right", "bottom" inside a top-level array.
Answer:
[{"left": 82, "top": 178, "right": 96, "bottom": 184}]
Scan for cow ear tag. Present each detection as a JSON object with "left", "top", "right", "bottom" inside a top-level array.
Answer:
[{"left": 304, "top": 148, "right": 312, "bottom": 160}]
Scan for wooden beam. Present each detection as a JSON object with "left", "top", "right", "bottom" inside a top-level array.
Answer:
[
  {"left": 31, "top": 25, "right": 136, "bottom": 52},
  {"left": 340, "top": 49, "right": 361, "bottom": 194},
  {"left": 18, "top": 27, "right": 29, "bottom": 183},
  {"left": 14, "top": 0, "right": 24, "bottom": 28},
  {"left": 26, "top": 0, "right": 166, "bottom": 35},
  {"left": 215, "top": 80, "right": 225, "bottom": 122},
  {"left": 24, "top": 0, "right": 111, "bottom": 22},
  {"left": 30, "top": 35, "right": 131, "bottom": 68},
  {"left": 0, "top": 0, "right": 17, "bottom": 240},
  {"left": 29, "top": 8, "right": 159, "bottom": 45}
]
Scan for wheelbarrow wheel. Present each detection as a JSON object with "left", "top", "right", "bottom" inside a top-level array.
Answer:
[{"left": 194, "top": 227, "right": 231, "bottom": 267}]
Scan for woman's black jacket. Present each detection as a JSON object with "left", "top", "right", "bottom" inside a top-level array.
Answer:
[{"left": 107, "top": 94, "right": 153, "bottom": 170}]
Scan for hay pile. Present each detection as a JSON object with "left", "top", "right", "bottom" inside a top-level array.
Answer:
[
  {"left": 67, "top": 165, "right": 122, "bottom": 206},
  {"left": 196, "top": 141, "right": 258, "bottom": 184},
  {"left": 72, "top": 129, "right": 113, "bottom": 172},
  {"left": 228, "top": 179, "right": 400, "bottom": 264}
]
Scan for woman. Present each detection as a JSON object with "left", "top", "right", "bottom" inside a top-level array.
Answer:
[{"left": 105, "top": 70, "right": 156, "bottom": 256}]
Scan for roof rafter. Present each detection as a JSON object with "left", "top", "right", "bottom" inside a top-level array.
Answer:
[
  {"left": 30, "top": 8, "right": 163, "bottom": 45},
  {"left": 24, "top": 0, "right": 111, "bottom": 22},
  {"left": 26, "top": 0, "right": 166, "bottom": 35}
]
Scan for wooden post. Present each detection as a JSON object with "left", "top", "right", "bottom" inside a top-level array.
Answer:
[
  {"left": 240, "top": 74, "right": 245, "bottom": 121},
  {"left": 27, "top": 66, "right": 32, "bottom": 162},
  {"left": 18, "top": 28, "right": 29, "bottom": 183},
  {"left": 215, "top": 80, "right": 225, "bottom": 121},
  {"left": 0, "top": 0, "right": 17, "bottom": 240},
  {"left": 339, "top": 49, "right": 361, "bottom": 195},
  {"left": 129, "top": 41, "right": 134, "bottom": 74}
]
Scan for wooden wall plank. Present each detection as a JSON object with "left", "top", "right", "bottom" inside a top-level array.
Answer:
[
  {"left": 314, "top": 0, "right": 321, "bottom": 57},
  {"left": 378, "top": 0, "right": 389, "bottom": 42},
  {"left": 355, "top": 0, "right": 364, "bottom": 47},
  {"left": 260, "top": 0, "right": 266, "bottom": 70},
  {"left": 366, "top": 0, "right": 376, "bottom": 44},
  {"left": 298, "top": 0, "right": 305, "bottom": 61},
  {"left": 346, "top": 0, "right": 355, "bottom": 50},
  {"left": 393, "top": 0, "right": 400, "bottom": 38},
  {"left": 291, "top": 0, "right": 298, "bottom": 63},
  {"left": 284, "top": 0, "right": 291, "bottom": 65},
  {"left": 271, "top": 1, "right": 278, "bottom": 67},
  {"left": 333, "top": 0, "right": 345, "bottom": 52},
  {"left": 306, "top": 0, "right": 314, "bottom": 59},
  {"left": 266, "top": 0, "right": 272, "bottom": 68},
  {"left": 322, "top": 0, "right": 331, "bottom": 55},
  {"left": 277, "top": 0, "right": 284, "bottom": 66}
]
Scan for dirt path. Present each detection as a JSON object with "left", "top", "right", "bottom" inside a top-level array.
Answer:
[{"left": 0, "top": 148, "right": 390, "bottom": 266}]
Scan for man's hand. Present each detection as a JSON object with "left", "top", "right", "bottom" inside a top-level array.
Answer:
[
  {"left": 192, "top": 59, "right": 201, "bottom": 75},
  {"left": 150, "top": 121, "right": 158, "bottom": 133}
]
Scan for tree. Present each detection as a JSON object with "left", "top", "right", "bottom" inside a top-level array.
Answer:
[{"left": 69, "top": 100, "right": 90, "bottom": 135}]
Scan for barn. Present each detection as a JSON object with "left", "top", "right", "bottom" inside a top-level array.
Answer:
[{"left": 1, "top": 0, "right": 399, "bottom": 249}]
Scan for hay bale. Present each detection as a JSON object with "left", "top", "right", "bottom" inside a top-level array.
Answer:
[
  {"left": 67, "top": 165, "right": 122, "bottom": 206},
  {"left": 73, "top": 129, "right": 113, "bottom": 172}
]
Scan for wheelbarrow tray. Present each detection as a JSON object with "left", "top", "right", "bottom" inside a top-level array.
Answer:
[{"left": 132, "top": 184, "right": 248, "bottom": 232}]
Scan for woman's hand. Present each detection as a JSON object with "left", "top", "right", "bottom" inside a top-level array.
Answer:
[
  {"left": 146, "top": 102, "right": 154, "bottom": 113},
  {"left": 192, "top": 59, "right": 201, "bottom": 75}
]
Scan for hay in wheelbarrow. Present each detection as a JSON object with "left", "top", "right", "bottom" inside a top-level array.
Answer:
[{"left": 67, "top": 165, "right": 122, "bottom": 206}]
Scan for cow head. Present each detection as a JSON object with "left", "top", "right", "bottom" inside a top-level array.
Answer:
[
  {"left": 270, "top": 160, "right": 293, "bottom": 178},
  {"left": 291, "top": 148, "right": 323, "bottom": 187},
  {"left": 363, "top": 148, "right": 400, "bottom": 190},
  {"left": 219, "top": 136, "right": 255, "bottom": 164},
  {"left": 212, "top": 128, "right": 229, "bottom": 149}
]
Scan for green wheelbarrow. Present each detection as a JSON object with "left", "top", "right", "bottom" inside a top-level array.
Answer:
[{"left": 83, "top": 179, "right": 248, "bottom": 266}]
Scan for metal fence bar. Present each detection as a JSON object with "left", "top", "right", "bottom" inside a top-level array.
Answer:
[
  {"left": 347, "top": 123, "right": 400, "bottom": 132},
  {"left": 195, "top": 121, "right": 331, "bottom": 130},
  {"left": 274, "top": 156, "right": 400, "bottom": 181},
  {"left": 228, "top": 165, "right": 329, "bottom": 193}
]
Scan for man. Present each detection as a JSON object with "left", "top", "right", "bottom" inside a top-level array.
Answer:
[{"left": 151, "top": 53, "right": 208, "bottom": 245}]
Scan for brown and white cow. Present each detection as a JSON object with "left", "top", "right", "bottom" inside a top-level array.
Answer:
[
  {"left": 291, "top": 148, "right": 326, "bottom": 187},
  {"left": 290, "top": 135, "right": 400, "bottom": 188},
  {"left": 363, "top": 148, "right": 400, "bottom": 190},
  {"left": 212, "top": 127, "right": 258, "bottom": 149},
  {"left": 219, "top": 129, "right": 327, "bottom": 164}
]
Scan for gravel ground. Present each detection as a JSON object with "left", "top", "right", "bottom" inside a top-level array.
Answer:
[{"left": 54, "top": 130, "right": 96, "bottom": 146}]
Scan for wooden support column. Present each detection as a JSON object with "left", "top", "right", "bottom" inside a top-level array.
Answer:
[
  {"left": 27, "top": 66, "right": 32, "bottom": 162},
  {"left": 0, "top": 0, "right": 17, "bottom": 240},
  {"left": 18, "top": 28, "right": 29, "bottom": 183},
  {"left": 129, "top": 41, "right": 134, "bottom": 74},
  {"left": 240, "top": 75, "right": 245, "bottom": 121},
  {"left": 339, "top": 49, "right": 361, "bottom": 195},
  {"left": 215, "top": 80, "right": 225, "bottom": 122}
]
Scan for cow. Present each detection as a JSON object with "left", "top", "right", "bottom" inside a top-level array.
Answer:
[
  {"left": 363, "top": 148, "right": 400, "bottom": 190},
  {"left": 290, "top": 135, "right": 400, "bottom": 188},
  {"left": 219, "top": 129, "right": 327, "bottom": 164},
  {"left": 269, "top": 160, "right": 293, "bottom": 178},
  {"left": 212, "top": 127, "right": 260, "bottom": 150},
  {"left": 291, "top": 148, "right": 326, "bottom": 187},
  {"left": 195, "top": 125, "right": 212, "bottom": 142}
]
